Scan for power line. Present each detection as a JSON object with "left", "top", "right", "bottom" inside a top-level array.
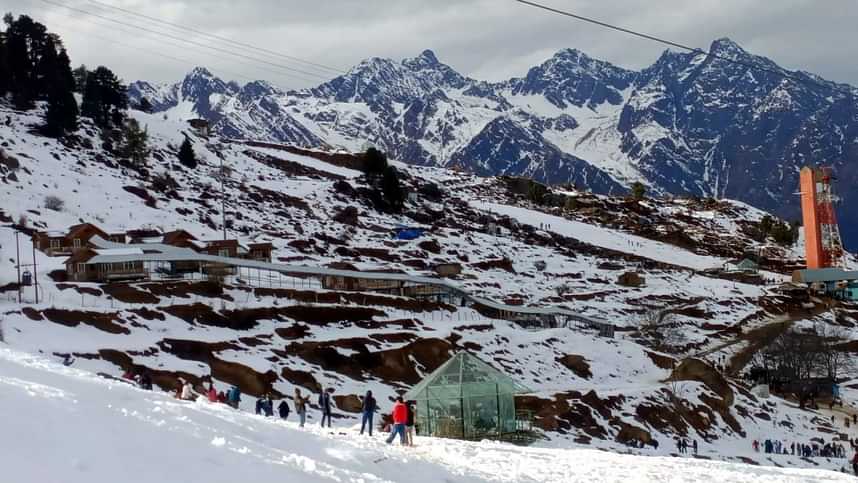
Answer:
[
  {"left": 51, "top": 19, "right": 270, "bottom": 86},
  {"left": 48, "top": 11, "right": 313, "bottom": 87},
  {"left": 38, "top": 0, "right": 335, "bottom": 82},
  {"left": 514, "top": 0, "right": 854, "bottom": 96},
  {"left": 85, "top": 0, "right": 346, "bottom": 75}
]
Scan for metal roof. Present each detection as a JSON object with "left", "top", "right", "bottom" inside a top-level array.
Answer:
[
  {"left": 792, "top": 268, "right": 858, "bottom": 283},
  {"left": 88, "top": 235, "right": 608, "bottom": 322}
]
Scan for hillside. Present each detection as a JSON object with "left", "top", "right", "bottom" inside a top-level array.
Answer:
[
  {"left": 2, "top": 100, "right": 858, "bottom": 476},
  {"left": 128, "top": 39, "right": 858, "bottom": 249}
]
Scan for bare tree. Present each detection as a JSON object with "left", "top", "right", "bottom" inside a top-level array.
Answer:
[{"left": 639, "top": 308, "right": 686, "bottom": 353}]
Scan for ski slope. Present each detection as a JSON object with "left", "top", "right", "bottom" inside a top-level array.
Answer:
[
  {"left": 473, "top": 201, "right": 723, "bottom": 270},
  {"left": 0, "top": 346, "right": 850, "bottom": 483}
]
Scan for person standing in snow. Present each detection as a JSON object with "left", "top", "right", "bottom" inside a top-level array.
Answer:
[
  {"left": 295, "top": 388, "right": 310, "bottom": 427},
  {"left": 386, "top": 397, "right": 408, "bottom": 445},
  {"left": 180, "top": 380, "right": 194, "bottom": 401},
  {"left": 263, "top": 395, "right": 274, "bottom": 417},
  {"left": 207, "top": 383, "right": 218, "bottom": 403},
  {"left": 692, "top": 439, "right": 698, "bottom": 455},
  {"left": 139, "top": 372, "right": 152, "bottom": 390},
  {"left": 278, "top": 399, "right": 290, "bottom": 420},
  {"left": 852, "top": 451, "right": 858, "bottom": 475},
  {"left": 255, "top": 398, "right": 265, "bottom": 415},
  {"left": 360, "top": 390, "right": 376, "bottom": 436},
  {"left": 319, "top": 388, "right": 333, "bottom": 428},
  {"left": 405, "top": 401, "right": 416, "bottom": 446},
  {"left": 227, "top": 385, "right": 241, "bottom": 409}
]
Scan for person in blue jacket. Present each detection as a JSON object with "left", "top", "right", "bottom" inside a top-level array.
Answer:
[
  {"left": 227, "top": 385, "right": 241, "bottom": 409},
  {"left": 360, "top": 390, "right": 376, "bottom": 436}
]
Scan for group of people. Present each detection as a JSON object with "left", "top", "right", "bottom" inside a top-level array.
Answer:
[
  {"left": 122, "top": 372, "right": 420, "bottom": 446},
  {"left": 753, "top": 438, "right": 850, "bottom": 459},
  {"left": 675, "top": 438, "right": 697, "bottom": 455},
  {"left": 121, "top": 369, "right": 152, "bottom": 391}
]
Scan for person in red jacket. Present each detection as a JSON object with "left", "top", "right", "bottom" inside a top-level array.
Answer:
[
  {"left": 385, "top": 396, "right": 408, "bottom": 445},
  {"left": 207, "top": 382, "right": 218, "bottom": 403}
]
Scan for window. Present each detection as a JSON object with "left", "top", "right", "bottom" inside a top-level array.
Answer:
[
  {"left": 219, "top": 249, "right": 230, "bottom": 257},
  {"left": 77, "top": 263, "right": 85, "bottom": 271},
  {"left": 50, "top": 239, "right": 61, "bottom": 249},
  {"left": 73, "top": 238, "right": 81, "bottom": 248}
]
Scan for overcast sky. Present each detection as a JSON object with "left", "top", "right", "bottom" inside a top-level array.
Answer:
[{"left": 10, "top": 0, "right": 858, "bottom": 90}]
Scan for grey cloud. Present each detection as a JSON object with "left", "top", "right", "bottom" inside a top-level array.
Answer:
[{"left": 7, "top": 0, "right": 858, "bottom": 89}]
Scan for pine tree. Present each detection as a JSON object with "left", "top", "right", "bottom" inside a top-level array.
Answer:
[
  {"left": 120, "top": 118, "right": 149, "bottom": 166},
  {"left": 81, "top": 66, "right": 127, "bottom": 129},
  {"left": 5, "top": 14, "right": 39, "bottom": 109},
  {"left": 72, "top": 64, "right": 88, "bottom": 93},
  {"left": 177, "top": 137, "right": 197, "bottom": 168},
  {"left": 0, "top": 30, "right": 9, "bottom": 96},
  {"left": 381, "top": 165, "right": 405, "bottom": 210},
  {"left": 44, "top": 46, "right": 78, "bottom": 137},
  {"left": 364, "top": 147, "right": 388, "bottom": 175}
]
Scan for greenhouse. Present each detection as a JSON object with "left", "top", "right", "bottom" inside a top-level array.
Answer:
[{"left": 404, "top": 351, "right": 534, "bottom": 441}]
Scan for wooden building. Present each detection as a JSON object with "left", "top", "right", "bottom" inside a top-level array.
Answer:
[
  {"left": 33, "top": 223, "right": 124, "bottom": 256},
  {"left": 65, "top": 248, "right": 147, "bottom": 283}
]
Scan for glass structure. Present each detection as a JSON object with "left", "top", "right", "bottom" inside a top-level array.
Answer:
[{"left": 404, "top": 352, "right": 532, "bottom": 440}]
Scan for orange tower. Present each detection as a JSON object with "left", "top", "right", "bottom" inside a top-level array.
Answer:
[{"left": 799, "top": 166, "right": 844, "bottom": 269}]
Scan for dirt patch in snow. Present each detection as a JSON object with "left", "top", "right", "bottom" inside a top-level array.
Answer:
[
  {"left": 556, "top": 354, "right": 592, "bottom": 379},
  {"left": 23, "top": 308, "right": 129, "bottom": 334},
  {"left": 278, "top": 337, "right": 453, "bottom": 385},
  {"left": 101, "top": 283, "right": 159, "bottom": 304}
]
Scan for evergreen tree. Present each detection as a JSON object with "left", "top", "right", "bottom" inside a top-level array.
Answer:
[
  {"left": 630, "top": 181, "right": 646, "bottom": 201},
  {"left": 120, "top": 118, "right": 149, "bottom": 166},
  {"left": 72, "top": 64, "right": 88, "bottom": 93},
  {"left": 4, "top": 14, "right": 41, "bottom": 109},
  {"left": 44, "top": 46, "right": 78, "bottom": 137},
  {"left": 0, "top": 29, "right": 8, "bottom": 96},
  {"left": 177, "top": 137, "right": 197, "bottom": 168},
  {"left": 381, "top": 165, "right": 405, "bottom": 210},
  {"left": 81, "top": 66, "right": 127, "bottom": 129},
  {"left": 364, "top": 147, "right": 388, "bottom": 175}
]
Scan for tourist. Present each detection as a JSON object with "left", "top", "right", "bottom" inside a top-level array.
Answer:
[
  {"left": 385, "top": 397, "right": 408, "bottom": 445},
  {"left": 406, "top": 401, "right": 416, "bottom": 446},
  {"left": 278, "top": 399, "right": 290, "bottom": 420},
  {"left": 207, "top": 383, "right": 218, "bottom": 403},
  {"left": 360, "top": 390, "right": 376, "bottom": 436},
  {"left": 227, "top": 384, "right": 241, "bottom": 409},
  {"left": 319, "top": 388, "right": 333, "bottom": 428},
  {"left": 692, "top": 439, "right": 698, "bottom": 455},
  {"left": 180, "top": 380, "right": 193, "bottom": 400},
  {"left": 295, "top": 388, "right": 310, "bottom": 427}
]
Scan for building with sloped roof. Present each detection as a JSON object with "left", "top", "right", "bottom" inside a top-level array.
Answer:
[{"left": 404, "top": 352, "right": 533, "bottom": 441}]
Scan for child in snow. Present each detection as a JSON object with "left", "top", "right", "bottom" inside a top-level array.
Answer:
[{"left": 405, "top": 401, "right": 416, "bottom": 446}]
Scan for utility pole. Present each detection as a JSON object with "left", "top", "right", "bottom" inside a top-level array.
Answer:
[
  {"left": 14, "top": 229, "right": 21, "bottom": 304},
  {"left": 220, "top": 155, "right": 227, "bottom": 241},
  {"left": 32, "top": 237, "right": 38, "bottom": 304}
]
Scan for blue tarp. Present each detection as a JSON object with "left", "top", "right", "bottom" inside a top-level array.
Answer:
[{"left": 395, "top": 228, "right": 424, "bottom": 240}]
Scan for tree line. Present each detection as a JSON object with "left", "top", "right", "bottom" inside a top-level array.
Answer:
[{"left": 0, "top": 13, "right": 205, "bottom": 169}]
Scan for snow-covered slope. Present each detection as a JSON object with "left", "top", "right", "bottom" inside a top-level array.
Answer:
[
  {"left": 3, "top": 100, "right": 858, "bottom": 476},
  {"left": 0, "top": 346, "right": 851, "bottom": 483}
]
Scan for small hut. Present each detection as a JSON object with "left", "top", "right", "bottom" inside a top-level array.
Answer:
[{"left": 404, "top": 352, "right": 533, "bottom": 441}]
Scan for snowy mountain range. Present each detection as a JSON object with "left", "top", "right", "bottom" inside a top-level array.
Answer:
[{"left": 129, "top": 39, "right": 858, "bottom": 250}]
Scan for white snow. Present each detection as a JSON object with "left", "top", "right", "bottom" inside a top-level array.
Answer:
[
  {"left": 0, "top": 346, "right": 850, "bottom": 483},
  {"left": 472, "top": 201, "right": 723, "bottom": 270}
]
